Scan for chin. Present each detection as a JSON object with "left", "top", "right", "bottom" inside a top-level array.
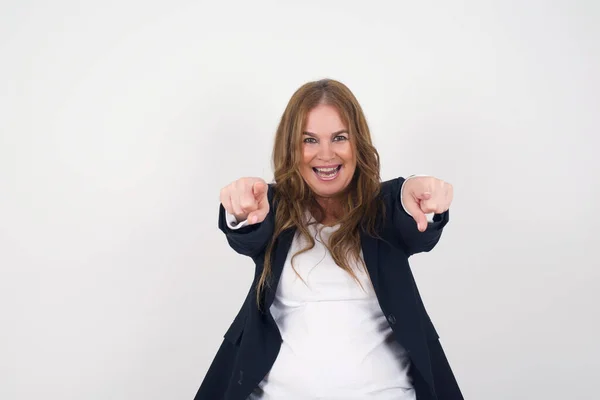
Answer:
[{"left": 309, "top": 181, "right": 350, "bottom": 198}]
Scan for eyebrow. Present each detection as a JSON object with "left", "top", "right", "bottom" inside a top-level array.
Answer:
[{"left": 302, "top": 130, "right": 349, "bottom": 137}]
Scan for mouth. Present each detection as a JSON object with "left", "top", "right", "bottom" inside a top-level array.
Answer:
[{"left": 312, "top": 165, "right": 342, "bottom": 181}]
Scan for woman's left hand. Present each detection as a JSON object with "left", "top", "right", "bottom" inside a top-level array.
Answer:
[{"left": 402, "top": 176, "right": 454, "bottom": 232}]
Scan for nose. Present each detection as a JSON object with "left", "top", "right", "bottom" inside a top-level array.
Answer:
[{"left": 317, "top": 142, "right": 334, "bottom": 162}]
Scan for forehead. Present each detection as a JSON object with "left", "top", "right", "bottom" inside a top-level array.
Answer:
[{"left": 304, "top": 104, "right": 347, "bottom": 135}]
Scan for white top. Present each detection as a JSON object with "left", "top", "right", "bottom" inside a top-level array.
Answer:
[{"left": 226, "top": 176, "right": 427, "bottom": 400}]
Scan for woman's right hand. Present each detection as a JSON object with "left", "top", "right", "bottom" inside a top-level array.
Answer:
[{"left": 220, "top": 177, "right": 270, "bottom": 225}]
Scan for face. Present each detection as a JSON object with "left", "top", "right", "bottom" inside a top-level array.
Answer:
[{"left": 299, "top": 104, "right": 357, "bottom": 199}]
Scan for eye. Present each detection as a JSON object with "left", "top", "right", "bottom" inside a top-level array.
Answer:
[
  {"left": 303, "top": 137, "right": 317, "bottom": 144},
  {"left": 333, "top": 135, "right": 348, "bottom": 142}
]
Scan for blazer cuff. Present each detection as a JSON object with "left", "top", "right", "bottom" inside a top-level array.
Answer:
[{"left": 225, "top": 211, "right": 250, "bottom": 230}]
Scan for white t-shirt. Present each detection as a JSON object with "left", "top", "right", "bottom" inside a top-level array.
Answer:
[{"left": 251, "top": 222, "right": 414, "bottom": 400}]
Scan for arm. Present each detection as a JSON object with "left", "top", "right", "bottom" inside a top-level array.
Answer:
[
  {"left": 391, "top": 177, "right": 450, "bottom": 257},
  {"left": 217, "top": 183, "right": 275, "bottom": 258}
]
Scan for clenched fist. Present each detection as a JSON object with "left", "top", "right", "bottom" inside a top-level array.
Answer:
[
  {"left": 220, "top": 177, "right": 270, "bottom": 225},
  {"left": 402, "top": 176, "right": 453, "bottom": 232}
]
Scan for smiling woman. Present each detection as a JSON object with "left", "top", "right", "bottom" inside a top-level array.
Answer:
[
  {"left": 301, "top": 106, "right": 355, "bottom": 194},
  {"left": 197, "top": 79, "right": 461, "bottom": 400}
]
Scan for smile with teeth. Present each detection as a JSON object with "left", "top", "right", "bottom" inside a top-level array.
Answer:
[{"left": 312, "top": 165, "right": 342, "bottom": 180}]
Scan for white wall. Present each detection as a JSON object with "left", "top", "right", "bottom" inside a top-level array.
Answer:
[{"left": 1, "top": 1, "right": 598, "bottom": 399}]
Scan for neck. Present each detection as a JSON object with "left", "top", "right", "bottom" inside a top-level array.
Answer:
[{"left": 314, "top": 196, "right": 342, "bottom": 226}]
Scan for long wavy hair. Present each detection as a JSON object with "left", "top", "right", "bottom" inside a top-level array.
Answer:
[{"left": 256, "top": 78, "right": 384, "bottom": 308}]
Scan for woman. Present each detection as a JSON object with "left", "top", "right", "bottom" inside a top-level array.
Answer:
[{"left": 195, "top": 79, "right": 463, "bottom": 399}]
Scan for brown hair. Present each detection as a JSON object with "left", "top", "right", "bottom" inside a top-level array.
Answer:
[{"left": 257, "top": 78, "right": 384, "bottom": 308}]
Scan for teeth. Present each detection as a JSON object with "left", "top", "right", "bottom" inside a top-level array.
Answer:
[{"left": 316, "top": 167, "right": 338, "bottom": 172}]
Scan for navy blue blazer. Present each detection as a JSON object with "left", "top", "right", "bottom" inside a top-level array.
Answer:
[{"left": 194, "top": 177, "right": 463, "bottom": 400}]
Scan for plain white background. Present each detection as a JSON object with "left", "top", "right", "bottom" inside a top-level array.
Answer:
[{"left": 1, "top": 0, "right": 598, "bottom": 399}]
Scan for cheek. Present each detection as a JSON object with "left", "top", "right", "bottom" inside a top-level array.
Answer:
[
  {"left": 302, "top": 146, "right": 316, "bottom": 167},
  {"left": 341, "top": 144, "right": 355, "bottom": 164},
  {"left": 342, "top": 146, "right": 357, "bottom": 177}
]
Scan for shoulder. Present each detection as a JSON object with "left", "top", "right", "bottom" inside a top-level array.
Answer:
[
  {"left": 266, "top": 182, "right": 277, "bottom": 207},
  {"left": 379, "top": 177, "right": 407, "bottom": 202}
]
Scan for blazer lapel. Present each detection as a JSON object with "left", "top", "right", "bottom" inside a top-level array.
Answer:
[
  {"left": 360, "top": 230, "right": 380, "bottom": 292},
  {"left": 264, "top": 227, "right": 295, "bottom": 310}
]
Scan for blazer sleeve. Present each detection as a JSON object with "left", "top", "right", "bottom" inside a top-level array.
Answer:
[
  {"left": 386, "top": 177, "right": 450, "bottom": 257},
  {"left": 217, "top": 183, "right": 275, "bottom": 259}
]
